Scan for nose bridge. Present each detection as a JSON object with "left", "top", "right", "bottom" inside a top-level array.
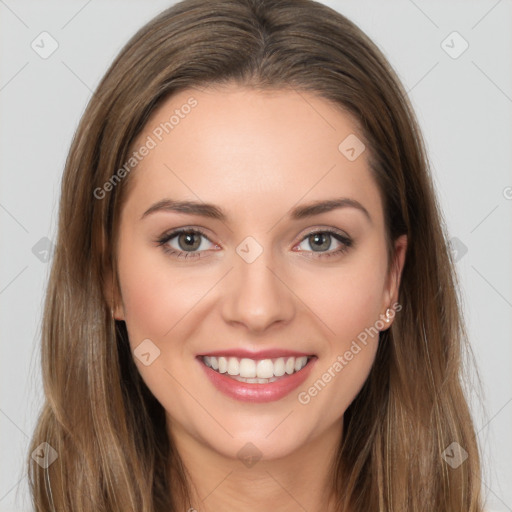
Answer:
[{"left": 222, "top": 234, "right": 295, "bottom": 331}]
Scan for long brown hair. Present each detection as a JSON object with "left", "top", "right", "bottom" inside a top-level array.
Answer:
[{"left": 27, "top": 0, "right": 484, "bottom": 509}]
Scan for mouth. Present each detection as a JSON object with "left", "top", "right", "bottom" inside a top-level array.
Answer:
[
  {"left": 198, "top": 354, "right": 314, "bottom": 383},
  {"left": 196, "top": 353, "right": 317, "bottom": 402}
]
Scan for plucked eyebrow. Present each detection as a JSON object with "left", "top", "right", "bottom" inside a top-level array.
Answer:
[{"left": 140, "top": 197, "right": 372, "bottom": 224}]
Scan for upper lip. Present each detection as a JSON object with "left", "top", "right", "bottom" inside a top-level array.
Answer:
[{"left": 197, "top": 349, "right": 315, "bottom": 359}]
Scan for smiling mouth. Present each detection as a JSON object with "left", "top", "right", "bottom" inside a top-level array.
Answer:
[{"left": 198, "top": 355, "right": 315, "bottom": 384}]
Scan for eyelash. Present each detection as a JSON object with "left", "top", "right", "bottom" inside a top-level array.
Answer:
[{"left": 155, "top": 227, "right": 353, "bottom": 261}]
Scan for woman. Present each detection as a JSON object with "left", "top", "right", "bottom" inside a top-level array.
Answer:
[{"left": 27, "top": 0, "right": 484, "bottom": 510}]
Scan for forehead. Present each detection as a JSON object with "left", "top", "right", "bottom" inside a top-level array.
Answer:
[{"left": 121, "top": 85, "right": 383, "bottom": 228}]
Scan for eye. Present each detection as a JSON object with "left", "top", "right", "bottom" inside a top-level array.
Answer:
[
  {"left": 156, "top": 228, "right": 217, "bottom": 260},
  {"left": 155, "top": 227, "right": 353, "bottom": 261},
  {"left": 294, "top": 229, "right": 353, "bottom": 259}
]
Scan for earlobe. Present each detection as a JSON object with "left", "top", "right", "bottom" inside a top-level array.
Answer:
[{"left": 111, "top": 302, "right": 125, "bottom": 321}]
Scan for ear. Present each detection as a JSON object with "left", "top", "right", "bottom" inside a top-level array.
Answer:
[
  {"left": 103, "top": 265, "right": 125, "bottom": 321},
  {"left": 383, "top": 234, "right": 407, "bottom": 320}
]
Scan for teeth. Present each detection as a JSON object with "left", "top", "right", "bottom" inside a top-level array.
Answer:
[
  {"left": 227, "top": 357, "right": 239, "bottom": 375},
  {"left": 231, "top": 375, "right": 279, "bottom": 384},
  {"left": 202, "top": 355, "right": 309, "bottom": 378},
  {"left": 239, "top": 358, "right": 256, "bottom": 378},
  {"left": 218, "top": 356, "right": 227, "bottom": 373},
  {"left": 256, "top": 359, "right": 274, "bottom": 378},
  {"left": 294, "top": 357, "right": 305, "bottom": 372},
  {"left": 273, "top": 357, "right": 286, "bottom": 376},
  {"left": 285, "top": 357, "right": 295, "bottom": 374}
]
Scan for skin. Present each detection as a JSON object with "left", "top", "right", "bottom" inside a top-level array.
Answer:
[{"left": 105, "top": 84, "right": 407, "bottom": 511}]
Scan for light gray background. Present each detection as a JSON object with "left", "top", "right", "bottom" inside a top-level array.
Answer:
[{"left": 1, "top": 1, "right": 511, "bottom": 510}]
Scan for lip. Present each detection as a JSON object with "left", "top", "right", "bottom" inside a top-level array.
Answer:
[
  {"left": 196, "top": 355, "right": 317, "bottom": 403},
  {"left": 197, "top": 348, "right": 314, "bottom": 359}
]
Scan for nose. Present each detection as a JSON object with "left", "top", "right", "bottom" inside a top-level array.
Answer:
[{"left": 221, "top": 244, "right": 296, "bottom": 333}]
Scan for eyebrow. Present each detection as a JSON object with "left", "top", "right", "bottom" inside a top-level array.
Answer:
[{"left": 140, "top": 197, "right": 372, "bottom": 224}]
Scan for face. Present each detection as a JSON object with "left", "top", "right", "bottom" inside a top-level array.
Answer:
[{"left": 108, "top": 85, "right": 406, "bottom": 463}]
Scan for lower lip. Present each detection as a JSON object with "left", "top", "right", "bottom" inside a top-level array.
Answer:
[{"left": 197, "top": 356, "right": 317, "bottom": 403}]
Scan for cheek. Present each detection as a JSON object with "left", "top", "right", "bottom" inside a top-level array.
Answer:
[
  {"left": 301, "top": 342, "right": 378, "bottom": 420},
  {"left": 296, "top": 250, "right": 387, "bottom": 347},
  {"left": 293, "top": 248, "right": 386, "bottom": 411},
  {"left": 297, "top": 269, "right": 384, "bottom": 416},
  {"left": 116, "top": 235, "right": 206, "bottom": 347}
]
